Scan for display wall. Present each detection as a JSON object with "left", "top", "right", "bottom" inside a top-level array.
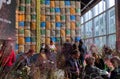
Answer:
[{"left": 16, "top": 0, "right": 81, "bottom": 53}]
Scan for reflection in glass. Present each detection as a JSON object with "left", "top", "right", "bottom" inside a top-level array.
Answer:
[
  {"left": 108, "top": 0, "right": 115, "bottom": 8},
  {"left": 108, "top": 34, "right": 116, "bottom": 49},
  {"left": 108, "top": 8, "right": 116, "bottom": 34},
  {"left": 85, "top": 21, "right": 93, "bottom": 38},
  {"left": 94, "top": 17, "right": 99, "bottom": 36},
  {"left": 99, "top": 13, "right": 106, "bottom": 35},
  {"left": 94, "top": 36, "right": 106, "bottom": 48},
  {"left": 93, "top": 4, "right": 98, "bottom": 17},
  {"left": 81, "top": 25, "right": 84, "bottom": 39}
]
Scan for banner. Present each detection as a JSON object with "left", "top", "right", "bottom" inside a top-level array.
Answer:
[
  {"left": 36, "top": 0, "right": 40, "bottom": 53},
  {"left": 0, "top": 0, "right": 16, "bottom": 40}
]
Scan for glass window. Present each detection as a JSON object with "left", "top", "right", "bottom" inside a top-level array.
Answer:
[
  {"left": 81, "top": 25, "right": 84, "bottom": 38},
  {"left": 108, "top": 34, "right": 116, "bottom": 49},
  {"left": 94, "top": 36, "right": 106, "bottom": 48},
  {"left": 108, "top": 0, "right": 115, "bottom": 8},
  {"left": 94, "top": 17, "right": 99, "bottom": 36},
  {"left": 108, "top": 8, "right": 116, "bottom": 34},
  {"left": 85, "top": 12, "right": 89, "bottom": 21},
  {"left": 88, "top": 10, "right": 92, "bottom": 20},
  {"left": 99, "top": 13, "right": 106, "bottom": 35},
  {"left": 85, "top": 21, "right": 93, "bottom": 38},
  {"left": 93, "top": 4, "right": 98, "bottom": 17},
  {"left": 85, "top": 39, "right": 93, "bottom": 50},
  {"left": 81, "top": 16, "right": 84, "bottom": 24},
  {"left": 98, "top": 1, "right": 106, "bottom": 13}
]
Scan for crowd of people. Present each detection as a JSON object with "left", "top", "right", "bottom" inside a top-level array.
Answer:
[{"left": 0, "top": 40, "right": 120, "bottom": 79}]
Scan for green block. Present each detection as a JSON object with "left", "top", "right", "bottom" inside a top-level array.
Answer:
[
  {"left": 66, "top": 29, "right": 71, "bottom": 34},
  {"left": 40, "top": 0, "right": 45, "bottom": 4},
  {"left": 19, "top": 6, "right": 25, "bottom": 11},
  {"left": 76, "top": 8, "right": 81, "bottom": 13},
  {"left": 76, "top": 22, "right": 81, "bottom": 27},
  {"left": 61, "top": 15, "right": 65, "bottom": 20},
  {"left": 31, "top": 15, "right": 36, "bottom": 20},
  {"left": 18, "top": 29, "right": 24, "bottom": 34},
  {"left": 31, "top": 37, "right": 36, "bottom": 42},
  {"left": 26, "top": 0, "right": 31, "bottom": 4},
  {"left": 41, "top": 29, "right": 45, "bottom": 35},
  {"left": 50, "top": 8, "right": 55, "bottom": 12}
]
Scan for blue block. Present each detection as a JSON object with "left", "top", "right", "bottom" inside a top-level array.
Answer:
[
  {"left": 70, "top": 15, "right": 76, "bottom": 20},
  {"left": 45, "top": 0, "right": 50, "bottom": 5},
  {"left": 41, "top": 22, "right": 46, "bottom": 27},
  {"left": 25, "top": 37, "right": 31, "bottom": 42},
  {"left": 50, "top": 37, "right": 56, "bottom": 42},
  {"left": 75, "top": 37, "right": 81, "bottom": 42},
  {"left": 15, "top": 44, "right": 19, "bottom": 50},
  {"left": 65, "top": 1, "right": 70, "bottom": 6},
  {"left": 56, "top": 22, "right": 61, "bottom": 27},
  {"left": 19, "top": 22, "right": 24, "bottom": 26},
  {"left": 55, "top": 8, "right": 60, "bottom": 13}
]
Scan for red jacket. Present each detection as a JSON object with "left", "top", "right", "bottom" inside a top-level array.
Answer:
[{"left": 1, "top": 50, "right": 16, "bottom": 67}]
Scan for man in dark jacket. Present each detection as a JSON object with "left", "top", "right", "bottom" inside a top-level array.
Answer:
[
  {"left": 66, "top": 50, "right": 81, "bottom": 79},
  {"left": 78, "top": 40, "right": 87, "bottom": 66}
]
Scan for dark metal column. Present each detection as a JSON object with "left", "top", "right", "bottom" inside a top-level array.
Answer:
[{"left": 115, "top": 0, "right": 120, "bottom": 51}]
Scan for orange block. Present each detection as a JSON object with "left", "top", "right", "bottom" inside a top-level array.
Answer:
[
  {"left": 31, "top": 22, "right": 36, "bottom": 30},
  {"left": 56, "top": 15, "right": 61, "bottom": 22},
  {"left": 70, "top": 8, "right": 75, "bottom": 15},
  {"left": 41, "top": 15, "right": 46, "bottom": 21},
  {"left": 71, "top": 22, "right": 76, "bottom": 30},
  {"left": 18, "top": 37, "right": 24, "bottom": 45},
  {"left": 60, "top": 29, "right": 65, "bottom": 37},
  {"left": 46, "top": 22, "right": 51, "bottom": 29},
  {"left": 50, "top": 1, "right": 55, "bottom": 7},
  {"left": 18, "top": 14, "right": 25, "bottom": 21}
]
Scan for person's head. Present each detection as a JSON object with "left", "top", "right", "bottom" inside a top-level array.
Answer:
[
  {"left": 26, "top": 49, "right": 34, "bottom": 57},
  {"left": 71, "top": 50, "right": 80, "bottom": 59},
  {"left": 72, "top": 43, "right": 78, "bottom": 50},
  {"left": 85, "top": 56, "right": 95, "bottom": 66},
  {"left": 50, "top": 40, "right": 54, "bottom": 45},
  {"left": 111, "top": 56, "right": 120, "bottom": 68},
  {"left": 92, "top": 53, "right": 98, "bottom": 59},
  {"left": 66, "top": 39, "right": 70, "bottom": 43},
  {"left": 79, "top": 39, "right": 83, "bottom": 46}
]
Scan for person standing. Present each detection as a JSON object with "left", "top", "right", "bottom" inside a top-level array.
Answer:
[
  {"left": 0, "top": 41, "right": 16, "bottom": 78},
  {"left": 78, "top": 40, "right": 87, "bottom": 66}
]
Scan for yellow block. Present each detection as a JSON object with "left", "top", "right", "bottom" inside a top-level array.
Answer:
[
  {"left": 60, "top": 1, "right": 64, "bottom": 8},
  {"left": 18, "top": 45, "right": 24, "bottom": 52},
  {"left": 45, "top": 38, "right": 50, "bottom": 45},
  {"left": 24, "top": 30, "right": 31, "bottom": 37}
]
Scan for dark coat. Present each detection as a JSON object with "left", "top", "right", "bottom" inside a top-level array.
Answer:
[{"left": 66, "top": 57, "right": 81, "bottom": 79}]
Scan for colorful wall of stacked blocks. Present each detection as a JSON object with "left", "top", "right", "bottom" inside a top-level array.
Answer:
[{"left": 16, "top": 0, "right": 81, "bottom": 53}]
